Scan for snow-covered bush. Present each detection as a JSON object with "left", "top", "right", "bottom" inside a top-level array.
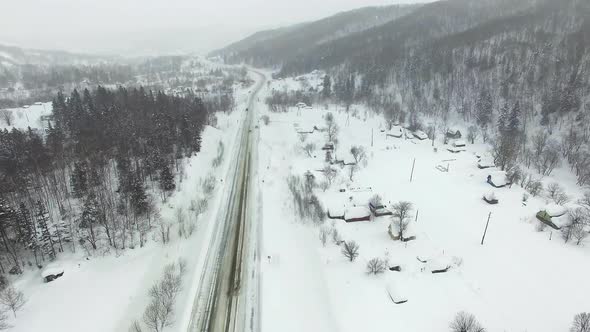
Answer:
[
  {"left": 449, "top": 311, "right": 485, "bottom": 332},
  {"left": 201, "top": 174, "right": 216, "bottom": 197},
  {"left": 319, "top": 227, "right": 330, "bottom": 247},
  {"left": 366, "top": 258, "right": 387, "bottom": 275},
  {"left": 570, "top": 312, "right": 590, "bottom": 332},
  {"left": 261, "top": 115, "right": 270, "bottom": 125},
  {"left": 0, "top": 286, "right": 26, "bottom": 317},
  {"left": 322, "top": 166, "right": 338, "bottom": 187},
  {"left": 525, "top": 179, "right": 543, "bottom": 197},
  {"left": 341, "top": 241, "right": 359, "bottom": 262},
  {"left": 350, "top": 146, "right": 366, "bottom": 164},
  {"left": 211, "top": 141, "right": 224, "bottom": 168},
  {"left": 331, "top": 227, "right": 341, "bottom": 245},
  {"left": 467, "top": 126, "right": 479, "bottom": 144},
  {"left": 369, "top": 194, "right": 383, "bottom": 208},
  {"left": 141, "top": 261, "right": 184, "bottom": 332}
]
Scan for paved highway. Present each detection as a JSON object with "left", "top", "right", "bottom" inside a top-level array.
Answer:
[{"left": 187, "top": 71, "right": 265, "bottom": 332}]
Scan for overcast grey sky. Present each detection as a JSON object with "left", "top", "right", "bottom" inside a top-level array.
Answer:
[{"left": 0, "top": 0, "right": 428, "bottom": 56}]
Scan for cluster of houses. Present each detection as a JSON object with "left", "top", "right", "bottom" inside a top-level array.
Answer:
[
  {"left": 326, "top": 187, "right": 392, "bottom": 223},
  {"left": 386, "top": 124, "right": 428, "bottom": 141}
]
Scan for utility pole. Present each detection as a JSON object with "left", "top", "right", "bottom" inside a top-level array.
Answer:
[
  {"left": 409, "top": 158, "right": 416, "bottom": 182},
  {"left": 480, "top": 212, "right": 492, "bottom": 245},
  {"left": 371, "top": 129, "right": 374, "bottom": 147}
]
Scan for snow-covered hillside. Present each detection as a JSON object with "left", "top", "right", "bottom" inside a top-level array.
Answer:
[{"left": 257, "top": 100, "right": 590, "bottom": 331}]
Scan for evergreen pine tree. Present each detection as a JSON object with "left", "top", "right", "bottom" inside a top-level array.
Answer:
[
  {"left": 129, "top": 173, "right": 148, "bottom": 216},
  {"left": 159, "top": 165, "right": 176, "bottom": 192},
  {"left": 80, "top": 194, "right": 99, "bottom": 250},
  {"left": 497, "top": 102, "right": 510, "bottom": 134},
  {"left": 322, "top": 75, "right": 331, "bottom": 99},
  {"left": 508, "top": 101, "right": 521, "bottom": 134},
  {"left": 71, "top": 161, "right": 88, "bottom": 198},
  {"left": 475, "top": 89, "right": 493, "bottom": 129},
  {"left": 35, "top": 201, "right": 56, "bottom": 261}
]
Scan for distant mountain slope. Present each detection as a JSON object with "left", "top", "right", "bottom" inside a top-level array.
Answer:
[
  {"left": 276, "top": 0, "right": 550, "bottom": 75},
  {"left": 211, "top": 4, "right": 419, "bottom": 67},
  {"left": 0, "top": 44, "right": 113, "bottom": 66}
]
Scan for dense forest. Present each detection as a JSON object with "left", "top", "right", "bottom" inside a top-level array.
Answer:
[{"left": 0, "top": 86, "right": 216, "bottom": 273}]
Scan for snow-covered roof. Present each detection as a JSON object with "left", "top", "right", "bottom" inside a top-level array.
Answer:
[
  {"left": 478, "top": 157, "right": 495, "bottom": 168},
  {"left": 386, "top": 283, "right": 407, "bottom": 303},
  {"left": 348, "top": 189, "right": 374, "bottom": 207},
  {"left": 487, "top": 171, "right": 508, "bottom": 186},
  {"left": 344, "top": 206, "right": 371, "bottom": 220},
  {"left": 404, "top": 130, "right": 414, "bottom": 139},
  {"left": 483, "top": 191, "right": 496, "bottom": 201},
  {"left": 42, "top": 266, "right": 64, "bottom": 278},
  {"left": 427, "top": 256, "right": 452, "bottom": 272},
  {"left": 447, "top": 146, "right": 465, "bottom": 153},
  {"left": 413, "top": 131, "right": 428, "bottom": 140},
  {"left": 388, "top": 126, "right": 403, "bottom": 137},
  {"left": 327, "top": 203, "right": 345, "bottom": 217},
  {"left": 453, "top": 140, "right": 466, "bottom": 147},
  {"left": 544, "top": 204, "right": 567, "bottom": 217}
]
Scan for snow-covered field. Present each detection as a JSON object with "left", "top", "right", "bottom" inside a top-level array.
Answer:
[
  {"left": 257, "top": 103, "right": 590, "bottom": 331},
  {"left": 0, "top": 102, "right": 52, "bottom": 131}
]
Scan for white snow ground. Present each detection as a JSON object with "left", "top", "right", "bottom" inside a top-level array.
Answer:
[{"left": 257, "top": 101, "right": 590, "bottom": 332}]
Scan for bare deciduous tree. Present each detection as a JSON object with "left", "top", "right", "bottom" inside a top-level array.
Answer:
[
  {"left": 175, "top": 207, "right": 186, "bottom": 239},
  {"left": 532, "top": 131, "right": 549, "bottom": 159},
  {"left": 579, "top": 192, "right": 590, "bottom": 211},
  {"left": 0, "top": 309, "right": 9, "bottom": 330},
  {"left": 350, "top": 146, "right": 366, "bottom": 164},
  {"left": 571, "top": 312, "right": 590, "bottom": 332},
  {"left": 129, "top": 320, "right": 143, "bottom": 332},
  {"left": 331, "top": 227, "right": 341, "bottom": 245},
  {"left": 369, "top": 194, "right": 383, "bottom": 208},
  {"left": 159, "top": 220, "right": 171, "bottom": 245},
  {"left": 449, "top": 311, "right": 486, "bottom": 332},
  {"left": 562, "top": 209, "right": 586, "bottom": 244},
  {"left": 341, "top": 240, "right": 359, "bottom": 262},
  {"left": 143, "top": 262, "right": 184, "bottom": 332},
  {"left": 325, "top": 112, "right": 339, "bottom": 143},
  {"left": 0, "top": 110, "right": 13, "bottom": 127},
  {"left": 366, "top": 258, "right": 387, "bottom": 275},
  {"left": 536, "top": 141, "right": 560, "bottom": 176},
  {"left": 348, "top": 164, "right": 359, "bottom": 181},
  {"left": 319, "top": 227, "right": 330, "bottom": 247},
  {"left": 0, "top": 286, "right": 26, "bottom": 318},
  {"left": 467, "top": 126, "right": 479, "bottom": 144},
  {"left": 322, "top": 166, "right": 337, "bottom": 187},
  {"left": 391, "top": 201, "right": 413, "bottom": 240}
]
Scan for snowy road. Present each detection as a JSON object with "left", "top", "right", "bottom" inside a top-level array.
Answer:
[{"left": 187, "top": 71, "right": 265, "bottom": 332}]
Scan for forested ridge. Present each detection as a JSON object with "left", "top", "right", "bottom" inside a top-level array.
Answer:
[
  {"left": 250, "top": 0, "right": 590, "bottom": 189},
  {"left": 0, "top": 86, "right": 214, "bottom": 273}
]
